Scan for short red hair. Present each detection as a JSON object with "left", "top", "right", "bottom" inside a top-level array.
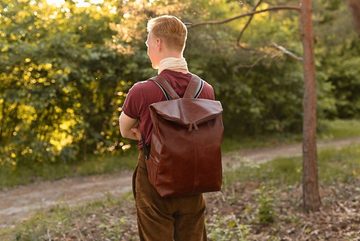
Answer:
[{"left": 147, "top": 15, "right": 187, "bottom": 52}]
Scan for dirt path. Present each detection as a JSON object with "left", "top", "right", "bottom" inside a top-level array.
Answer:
[{"left": 1, "top": 137, "right": 359, "bottom": 228}]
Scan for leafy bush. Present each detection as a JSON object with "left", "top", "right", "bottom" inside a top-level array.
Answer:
[{"left": 256, "top": 185, "right": 276, "bottom": 224}]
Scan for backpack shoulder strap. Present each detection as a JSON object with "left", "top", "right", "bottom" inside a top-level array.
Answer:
[
  {"left": 183, "top": 74, "right": 205, "bottom": 99},
  {"left": 151, "top": 75, "right": 180, "bottom": 100}
]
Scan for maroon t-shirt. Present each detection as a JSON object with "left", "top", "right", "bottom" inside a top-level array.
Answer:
[{"left": 121, "top": 69, "right": 215, "bottom": 149}]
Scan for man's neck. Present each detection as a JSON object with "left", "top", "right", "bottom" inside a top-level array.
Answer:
[
  {"left": 159, "top": 51, "right": 183, "bottom": 60},
  {"left": 157, "top": 56, "right": 188, "bottom": 74}
]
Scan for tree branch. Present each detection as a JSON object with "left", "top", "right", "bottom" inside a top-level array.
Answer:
[
  {"left": 237, "top": 0, "right": 263, "bottom": 49},
  {"left": 235, "top": 42, "right": 302, "bottom": 75},
  {"left": 245, "top": 52, "right": 282, "bottom": 77},
  {"left": 188, "top": 5, "right": 301, "bottom": 28},
  {"left": 271, "top": 42, "right": 303, "bottom": 61}
]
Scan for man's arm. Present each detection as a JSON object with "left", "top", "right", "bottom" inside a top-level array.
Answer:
[{"left": 119, "top": 112, "right": 141, "bottom": 141}]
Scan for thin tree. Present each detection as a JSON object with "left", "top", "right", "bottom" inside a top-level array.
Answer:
[
  {"left": 300, "top": 0, "right": 321, "bottom": 212},
  {"left": 348, "top": 0, "right": 360, "bottom": 33},
  {"left": 189, "top": 0, "right": 322, "bottom": 211}
]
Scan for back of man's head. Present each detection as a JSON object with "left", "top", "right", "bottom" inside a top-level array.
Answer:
[{"left": 147, "top": 15, "right": 187, "bottom": 53}]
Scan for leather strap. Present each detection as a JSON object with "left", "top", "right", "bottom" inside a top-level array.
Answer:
[
  {"left": 151, "top": 74, "right": 204, "bottom": 100},
  {"left": 183, "top": 74, "right": 204, "bottom": 99},
  {"left": 153, "top": 76, "right": 180, "bottom": 100},
  {"left": 151, "top": 78, "right": 171, "bottom": 100}
]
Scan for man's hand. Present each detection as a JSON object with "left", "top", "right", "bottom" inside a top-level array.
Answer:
[
  {"left": 130, "top": 127, "right": 142, "bottom": 141},
  {"left": 119, "top": 112, "right": 141, "bottom": 141}
]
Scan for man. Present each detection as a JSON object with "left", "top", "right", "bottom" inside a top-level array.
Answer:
[{"left": 119, "top": 15, "right": 215, "bottom": 241}]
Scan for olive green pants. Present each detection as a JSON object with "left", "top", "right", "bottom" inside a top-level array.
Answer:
[{"left": 132, "top": 151, "right": 207, "bottom": 241}]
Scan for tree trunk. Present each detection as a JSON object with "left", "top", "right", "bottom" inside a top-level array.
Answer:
[
  {"left": 300, "top": 0, "right": 321, "bottom": 212},
  {"left": 348, "top": 0, "right": 360, "bottom": 34}
]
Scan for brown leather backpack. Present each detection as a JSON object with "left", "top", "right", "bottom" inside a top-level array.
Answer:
[{"left": 145, "top": 74, "right": 224, "bottom": 198}]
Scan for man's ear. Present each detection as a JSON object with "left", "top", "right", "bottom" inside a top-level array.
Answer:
[{"left": 156, "top": 38, "right": 162, "bottom": 51}]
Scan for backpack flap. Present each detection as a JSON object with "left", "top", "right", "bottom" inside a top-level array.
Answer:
[{"left": 149, "top": 98, "right": 223, "bottom": 130}]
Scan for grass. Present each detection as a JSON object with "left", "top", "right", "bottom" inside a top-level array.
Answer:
[
  {"left": 0, "top": 150, "right": 138, "bottom": 190},
  {"left": 221, "top": 132, "right": 302, "bottom": 153},
  {"left": 222, "top": 118, "right": 360, "bottom": 153},
  {"left": 0, "top": 119, "right": 359, "bottom": 190},
  {"left": 223, "top": 143, "right": 360, "bottom": 187},
  {"left": 318, "top": 119, "right": 360, "bottom": 140},
  {"left": 0, "top": 192, "right": 136, "bottom": 241}
]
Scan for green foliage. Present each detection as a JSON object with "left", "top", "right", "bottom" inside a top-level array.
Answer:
[
  {"left": 207, "top": 213, "right": 250, "bottom": 241},
  {"left": 185, "top": 0, "right": 359, "bottom": 134},
  {"left": 185, "top": 1, "right": 304, "bottom": 135},
  {"left": 256, "top": 185, "right": 276, "bottom": 224},
  {"left": 315, "top": 0, "right": 360, "bottom": 119},
  {"left": 0, "top": 0, "right": 146, "bottom": 166},
  {"left": 0, "top": 0, "right": 359, "bottom": 168}
]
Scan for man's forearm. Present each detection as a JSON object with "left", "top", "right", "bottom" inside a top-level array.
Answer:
[
  {"left": 120, "top": 126, "right": 141, "bottom": 141},
  {"left": 119, "top": 112, "right": 141, "bottom": 141}
]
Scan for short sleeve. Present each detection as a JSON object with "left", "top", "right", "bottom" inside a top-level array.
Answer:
[
  {"left": 121, "top": 83, "right": 143, "bottom": 119},
  {"left": 208, "top": 84, "right": 216, "bottom": 100},
  {"left": 199, "top": 82, "right": 216, "bottom": 100}
]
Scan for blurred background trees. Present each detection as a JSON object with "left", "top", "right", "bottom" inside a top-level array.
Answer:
[{"left": 0, "top": 0, "right": 358, "bottom": 167}]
